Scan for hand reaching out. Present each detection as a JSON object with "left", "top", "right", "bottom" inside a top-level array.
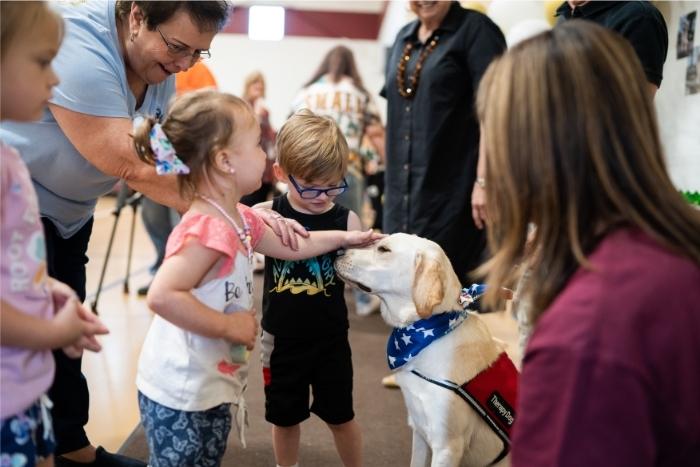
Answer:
[{"left": 343, "top": 229, "right": 385, "bottom": 248}]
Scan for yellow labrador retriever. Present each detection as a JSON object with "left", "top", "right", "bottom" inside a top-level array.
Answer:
[{"left": 336, "top": 233, "right": 516, "bottom": 467}]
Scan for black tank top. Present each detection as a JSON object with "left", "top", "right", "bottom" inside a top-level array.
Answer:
[{"left": 261, "top": 195, "right": 350, "bottom": 338}]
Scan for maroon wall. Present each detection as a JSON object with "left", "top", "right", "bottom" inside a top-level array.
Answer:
[{"left": 223, "top": 6, "right": 383, "bottom": 40}]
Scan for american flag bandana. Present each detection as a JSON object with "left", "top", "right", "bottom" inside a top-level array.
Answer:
[
  {"left": 387, "top": 284, "right": 486, "bottom": 370},
  {"left": 387, "top": 311, "right": 468, "bottom": 370}
]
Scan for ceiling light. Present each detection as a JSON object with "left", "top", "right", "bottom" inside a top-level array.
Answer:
[{"left": 248, "top": 5, "right": 285, "bottom": 41}]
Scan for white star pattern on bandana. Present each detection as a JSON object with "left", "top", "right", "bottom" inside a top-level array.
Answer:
[
  {"left": 387, "top": 310, "right": 468, "bottom": 370},
  {"left": 386, "top": 284, "right": 487, "bottom": 370}
]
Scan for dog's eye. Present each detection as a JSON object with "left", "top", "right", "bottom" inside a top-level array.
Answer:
[{"left": 377, "top": 245, "right": 391, "bottom": 253}]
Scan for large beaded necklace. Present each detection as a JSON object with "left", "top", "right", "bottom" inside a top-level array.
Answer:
[
  {"left": 198, "top": 194, "right": 253, "bottom": 263},
  {"left": 396, "top": 34, "right": 439, "bottom": 99}
]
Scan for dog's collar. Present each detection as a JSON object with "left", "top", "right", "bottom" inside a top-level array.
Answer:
[
  {"left": 459, "top": 283, "right": 487, "bottom": 311},
  {"left": 387, "top": 310, "right": 468, "bottom": 370}
]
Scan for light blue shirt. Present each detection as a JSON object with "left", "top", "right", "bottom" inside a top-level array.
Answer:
[{"left": 0, "top": 1, "right": 175, "bottom": 238}]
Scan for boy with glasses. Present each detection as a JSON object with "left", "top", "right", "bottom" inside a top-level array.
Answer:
[{"left": 255, "top": 110, "right": 363, "bottom": 467}]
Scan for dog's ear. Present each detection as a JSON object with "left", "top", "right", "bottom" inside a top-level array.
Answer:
[{"left": 412, "top": 252, "right": 445, "bottom": 319}]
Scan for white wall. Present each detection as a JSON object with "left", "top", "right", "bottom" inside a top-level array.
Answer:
[
  {"left": 656, "top": 1, "right": 700, "bottom": 192},
  {"left": 207, "top": 34, "right": 388, "bottom": 130},
  {"left": 379, "top": 0, "right": 412, "bottom": 47}
]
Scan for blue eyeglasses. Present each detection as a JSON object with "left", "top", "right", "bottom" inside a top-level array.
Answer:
[{"left": 288, "top": 175, "right": 348, "bottom": 199}]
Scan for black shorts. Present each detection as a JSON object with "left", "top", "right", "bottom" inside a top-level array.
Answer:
[{"left": 261, "top": 330, "right": 355, "bottom": 427}]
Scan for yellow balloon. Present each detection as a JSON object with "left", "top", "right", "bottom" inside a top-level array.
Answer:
[
  {"left": 544, "top": 0, "right": 563, "bottom": 27},
  {"left": 461, "top": 1, "right": 488, "bottom": 15}
]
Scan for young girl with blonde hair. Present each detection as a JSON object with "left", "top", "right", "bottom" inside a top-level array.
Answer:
[
  {"left": 132, "top": 89, "right": 380, "bottom": 466},
  {"left": 1, "top": 3, "right": 108, "bottom": 466}
]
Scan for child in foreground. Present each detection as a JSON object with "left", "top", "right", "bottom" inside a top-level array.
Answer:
[
  {"left": 0, "top": 3, "right": 108, "bottom": 466},
  {"left": 256, "top": 110, "right": 364, "bottom": 467},
  {"left": 133, "top": 90, "right": 381, "bottom": 467}
]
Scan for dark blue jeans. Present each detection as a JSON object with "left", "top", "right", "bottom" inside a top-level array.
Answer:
[{"left": 42, "top": 217, "right": 93, "bottom": 455}]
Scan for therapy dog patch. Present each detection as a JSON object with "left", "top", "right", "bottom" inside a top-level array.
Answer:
[{"left": 462, "top": 352, "right": 518, "bottom": 436}]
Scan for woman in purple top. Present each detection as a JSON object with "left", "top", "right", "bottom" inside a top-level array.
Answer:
[{"left": 477, "top": 21, "right": 700, "bottom": 466}]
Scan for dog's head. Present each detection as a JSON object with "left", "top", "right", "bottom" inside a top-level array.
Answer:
[{"left": 335, "top": 233, "right": 463, "bottom": 328}]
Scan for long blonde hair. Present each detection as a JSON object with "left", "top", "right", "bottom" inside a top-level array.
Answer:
[
  {"left": 242, "top": 71, "right": 265, "bottom": 102},
  {"left": 477, "top": 21, "right": 700, "bottom": 318}
]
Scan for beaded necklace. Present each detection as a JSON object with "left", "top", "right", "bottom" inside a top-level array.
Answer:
[
  {"left": 198, "top": 194, "right": 253, "bottom": 263},
  {"left": 396, "top": 34, "right": 439, "bottom": 99}
]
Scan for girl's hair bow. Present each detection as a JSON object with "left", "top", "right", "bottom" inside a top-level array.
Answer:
[{"left": 149, "top": 122, "right": 190, "bottom": 176}]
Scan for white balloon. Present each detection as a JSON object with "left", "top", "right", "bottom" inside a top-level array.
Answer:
[
  {"left": 487, "top": 0, "right": 544, "bottom": 36},
  {"left": 507, "top": 18, "right": 551, "bottom": 47}
]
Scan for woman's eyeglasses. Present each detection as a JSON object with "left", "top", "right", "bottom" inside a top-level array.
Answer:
[
  {"left": 157, "top": 27, "right": 211, "bottom": 62},
  {"left": 288, "top": 175, "right": 348, "bottom": 199}
]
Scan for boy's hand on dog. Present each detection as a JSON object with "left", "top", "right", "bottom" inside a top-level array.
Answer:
[
  {"left": 344, "top": 229, "right": 386, "bottom": 248},
  {"left": 225, "top": 309, "right": 258, "bottom": 350}
]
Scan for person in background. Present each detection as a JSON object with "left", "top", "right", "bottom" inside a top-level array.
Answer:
[
  {"left": 291, "top": 46, "right": 381, "bottom": 221},
  {"left": 378, "top": 0, "right": 505, "bottom": 390},
  {"left": 174, "top": 59, "right": 218, "bottom": 94},
  {"left": 556, "top": 0, "right": 667, "bottom": 96},
  {"left": 291, "top": 45, "right": 383, "bottom": 316},
  {"left": 0, "top": 2, "right": 108, "bottom": 466},
  {"left": 472, "top": 0, "right": 668, "bottom": 228},
  {"left": 0, "top": 2, "right": 231, "bottom": 465},
  {"left": 241, "top": 70, "right": 277, "bottom": 207},
  {"left": 133, "top": 92, "right": 379, "bottom": 466},
  {"left": 476, "top": 0, "right": 671, "bottom": 355},
  {"left": 363, "top": 121, "right": 386, "bottom": 231},
  {"left": 257, "top": 110, "right": 364, "bottom": 467},
  {"left": 241, "top": 71, "right": 278, "bottom": 272},
  {"left": 137, "top": 60, "right": 219, "bottom": 296},
  {"left": 382, "top": 1, "right": 505, "bottom": 285},
  {"left": 477, "top": 21, "right": 700, "bottom": 466}
]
